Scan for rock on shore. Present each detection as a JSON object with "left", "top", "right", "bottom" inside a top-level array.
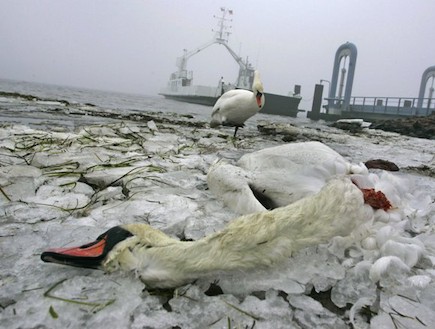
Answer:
[{"left": 370, "top": 112, "right": 435, "bottom": 139}]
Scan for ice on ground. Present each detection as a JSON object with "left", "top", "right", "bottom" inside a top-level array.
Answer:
[
  {"left": 0, "top": 104, "right": 434, "bottom": 329},
  {"left": 289, "top": 295, "right": 347, "bottom": 329}
]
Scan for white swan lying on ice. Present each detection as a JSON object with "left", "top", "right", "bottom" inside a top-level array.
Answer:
[
  {"left": 207, "top": 141, "right": 398, "bottom": 215},
  {"left": 42, "top": 177, "right": 376, "bottom": 288},
  {"left": 41, "top": 141, "right": 432, "bottom": 293},
  {"left": 206, "top": 141, "right": 434, "bottom": 288}
]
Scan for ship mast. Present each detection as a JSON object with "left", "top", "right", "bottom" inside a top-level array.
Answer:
[{"left": 174, "top": 7, "right": 255, "bottom": 89}]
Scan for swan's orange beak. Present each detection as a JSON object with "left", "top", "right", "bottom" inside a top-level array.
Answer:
[
  {"left": 41, "top": 236, "right": 108, "bottom": 269},
  {"left": 46, "top": 237, "right": 107, "bottom": 257},
  {"left": 41, "top": 226, "right": 133, "bottom": 269},
  {"left": 256, "top": 92, "right": 263, "bottom": 108}
]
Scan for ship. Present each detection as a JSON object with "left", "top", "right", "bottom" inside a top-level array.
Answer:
[{"left": 159, "top": 8, "right": 302, "bottom": 117}]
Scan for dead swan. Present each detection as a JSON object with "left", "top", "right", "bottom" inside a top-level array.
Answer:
[
  {"left": 207, "top": 141, "right": 397, "bottom": 214},
  {"left": 42, "top": 177, "right": 376, "bottom": 288}
]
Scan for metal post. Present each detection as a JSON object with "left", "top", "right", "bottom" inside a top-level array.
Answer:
[
  {"left": 310, "top": 84, "right": 324, "bottom": 121},
  {"left": 338, "top": 63, "right": 347, "bottom": 101},
  {"left": 428, "top": 78, "right": 434, "bottom": 110}
]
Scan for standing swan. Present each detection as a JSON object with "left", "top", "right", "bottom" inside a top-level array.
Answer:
[
  {"left": 210, "top": 70, "right": 265, "bottom": 137},
  {"left": 41, "top": 177, "right": 380, "bottom": 288}
]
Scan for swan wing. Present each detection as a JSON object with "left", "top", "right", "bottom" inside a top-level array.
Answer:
[
  {"left": 207, "top": 161, "right": 266, "bottom": 214},
  {"left": 211, "top": 90, "right": 247, "bottom": 115},
  {"left": 238, "top": 142, "right": 345, "bottom": 171},
  {"left": 208, "top": 142, "right": 368, "bottom": 214},
  {"left": 211, "top": 89, "right": 258, "bottom": 127}
]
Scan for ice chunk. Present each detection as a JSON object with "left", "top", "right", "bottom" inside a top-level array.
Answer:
[
  {"left": 83, "top": 166, "right": 141, "bottom": 189},
  {"left": 380, "top": 239, "right": 424, "bottom": 268},
  {"left": 142, "top": 133, "right": 179, "bottom": 154},
  {"left": 285, "top": 246, "right": 345, "bottom": 291},
  {"left": 130, "top": 285, "right": 298, "bottom": 328},
  {"left": 378, "top": 295, "right": 435, "bottom": 329},
  {"left": 349, "top": 297, "right": 374, "bottom": 329},
  {"left": 130, "top": 300, "right": 178, "bottom": 329},
  {"left": 0, "top": 165, "right": 43, "bottom": 202},
  {"left": 370, "top": 312, "right": 395, "bottom": 329},
  {"left": 2, "top": 202, "right": 68, "bottom": 223},
  {"left": 147, "top": 120, "right": 158, "bottom": 131},
  {"left": 31, "top": 184, "right": 92, "bottom": 210},
  {"left": 0, "top": 164, "right": 42, "bottom": 180},
  {"left": 168, "top": 286, "right": 254, "bottom": 328},
  {"left": 369, "top": 256, "right": 410, "bottom": 285},
  {"left": 210, "top": 266, "right": 305, "bottom": 297},
  {"left": 375, "top": 226, "right": 398, "bottom": 247},
  {"left": 406, "top": 275, "right": 431, "bottom": 288},
  {"left": 237, "top": 290, "right": 296, "bottom": 328},
  {"left": 419, "top": 283, "right": 435, "bottom": 313},
  {"left": 289, "top": 295, "right": 347, "bottom": 329},
  {"left": 361, "top": 236, "right": 377, "bottom": 250},
  {"left": 331, "top": 261, "right": 377, "bottom": 308}
]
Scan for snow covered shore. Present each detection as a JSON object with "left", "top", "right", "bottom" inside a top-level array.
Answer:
[{"left": 1, "top": 106, "right": 434, "bottom": 328}]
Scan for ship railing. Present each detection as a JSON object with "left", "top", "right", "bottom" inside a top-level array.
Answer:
[{"left": 349, "top": 96, "right": 435, "bottom": 116}]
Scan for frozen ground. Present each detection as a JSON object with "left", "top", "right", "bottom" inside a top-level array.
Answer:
[{"left": 0, "top": 95, "right": 435, "bottom": 328}]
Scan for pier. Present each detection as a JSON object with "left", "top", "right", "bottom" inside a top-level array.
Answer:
[{"left": 308, "top": 43, "right": 435, "bottom": 121}]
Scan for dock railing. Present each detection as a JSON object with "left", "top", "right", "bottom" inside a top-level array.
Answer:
[{"left": 347, "top": 96, "right": 434, "bottom": 116}]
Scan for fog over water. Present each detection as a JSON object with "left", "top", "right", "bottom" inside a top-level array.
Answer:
[{"left": 1, "top": 0, "right": 435, "bottom": 109}]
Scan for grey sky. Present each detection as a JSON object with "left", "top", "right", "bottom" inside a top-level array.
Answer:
[{"left": 1, "top": 0, "right": 434, "bottom": 109}]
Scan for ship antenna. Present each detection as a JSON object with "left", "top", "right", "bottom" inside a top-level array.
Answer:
[{"left": 213, "top": 7, "right": 233, "bottom": 44}]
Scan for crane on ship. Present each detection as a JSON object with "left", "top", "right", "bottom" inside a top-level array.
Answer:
[{"left": 173, "top": 7, "right": 255, "bottom": 90}]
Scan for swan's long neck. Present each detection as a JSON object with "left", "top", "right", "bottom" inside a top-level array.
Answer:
[
  {"left": 251, "top": 71, "right": 263, "bottom": 94},
  {"left": 106, "top": 178, "right": 372, "bottom": 288}
]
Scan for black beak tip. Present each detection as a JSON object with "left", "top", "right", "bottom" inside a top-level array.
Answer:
[
  {"left": 40, "top": 250, "right": 103, "bottom": 269},
  {"left": 40, "top": 251, "right": 51, "bottom": 262}
]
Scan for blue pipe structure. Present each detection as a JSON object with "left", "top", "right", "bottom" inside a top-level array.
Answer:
[
  {"left": 328, "top": 42, "right": 357, "bottom": 114},
  {"left": 417, "top": 66, "right": 435, "bottom": 115}
]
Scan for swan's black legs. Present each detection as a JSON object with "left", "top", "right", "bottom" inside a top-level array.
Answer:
[
  {"left": 232, "top": 124, "right": 245, "bottom": 137},
  {"left": 233, "top": 126, "right": 239, "bottom": 137}
]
